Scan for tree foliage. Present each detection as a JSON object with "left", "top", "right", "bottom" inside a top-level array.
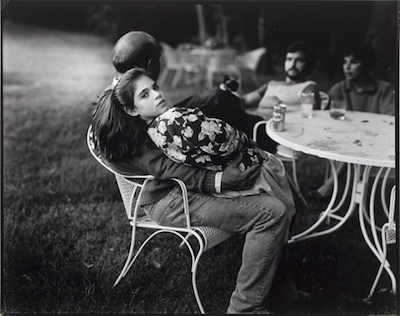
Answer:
[{"left": 3, "top": 1, "right": 397, "bottom": 83}]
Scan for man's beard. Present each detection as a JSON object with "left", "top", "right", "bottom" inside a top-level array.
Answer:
[{"left": 286, "top": 68, "right": 306, "bottom": 81}]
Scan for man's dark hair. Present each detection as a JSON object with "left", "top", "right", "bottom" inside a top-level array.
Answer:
[
  {"left": 111, "top": 31, "right": 161, "bottom": 74},
  {"left": 342, "top": 42, "right": 377, "bottom": 75},
  {"left": 285, "top": 41, "right": 316, "bottom": 76}
]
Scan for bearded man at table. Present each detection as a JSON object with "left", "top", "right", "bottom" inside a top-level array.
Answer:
[{"left": 242, "top": 41, "right": 321, "bottom": 112}]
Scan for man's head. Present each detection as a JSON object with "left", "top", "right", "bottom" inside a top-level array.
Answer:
[
  {"left": 284, "top": 41, "right": 316, "bottom": 81},
  {"left": 111, "top": 31, "right": 161, "bottom": 80}
]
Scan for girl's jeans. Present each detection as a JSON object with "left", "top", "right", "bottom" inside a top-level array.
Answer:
[{"left": 142, "top": 187, "right": 293, "bottom": 313}]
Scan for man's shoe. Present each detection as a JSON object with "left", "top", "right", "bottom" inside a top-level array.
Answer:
[
  {"left": 227, "top": 305, "right": 273, "bottom": 314},
  {"left": 223, "top": 75, "right": 239, "bottom": 92},
  {"left": 296, "top": 290, "right": 312, "bottom": 303}
]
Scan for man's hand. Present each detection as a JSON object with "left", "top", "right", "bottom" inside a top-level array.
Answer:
[
  {"left": 259, "top": 95, "right": 281, "bottom": 109},
  {"left": 221, "top": 153, "right": 261, "bottom": 191}
]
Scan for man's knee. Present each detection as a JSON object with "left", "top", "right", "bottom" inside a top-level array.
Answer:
[
  {"left": 267, "top": 196, "right": 287, "bottom": 218},
  {"left": 255, "top": 196, "right": 288, "bottom": 229}
]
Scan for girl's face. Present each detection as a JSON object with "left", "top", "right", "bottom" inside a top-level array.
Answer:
[
  {"left": 343, "top": 55, "right": 364, "bottom": 81},
  {"left": 132, "top": 75, "right": 170, "bottom": 121}
]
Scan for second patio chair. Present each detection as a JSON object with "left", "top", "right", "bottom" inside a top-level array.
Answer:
[
  {"left": 158, "top": 42, "right": 183, "bottom": 88},
  {"left": 236, "top": 47, "right": 267, "bottom": 87},
  {"left": 206, "top": 50, "right": 241, "bottom": 90},
  {"left": 252, "top": 122, "right": 309, "bottom": 208},
  {"left": 87, "top": 125, "right": 234, "bottom": 314}
]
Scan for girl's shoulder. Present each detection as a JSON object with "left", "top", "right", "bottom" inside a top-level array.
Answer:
[{"left": 158, "top": 106, "right": 206, "bottom": 121}]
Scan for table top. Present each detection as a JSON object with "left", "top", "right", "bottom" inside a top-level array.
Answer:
[{"left": 266, "top": 110, "right": 395, "bottom": 168}]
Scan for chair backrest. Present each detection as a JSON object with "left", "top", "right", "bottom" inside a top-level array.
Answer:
[
  {"left": 179, "top": 50, "right": 204, "bottom": 72},
  {"left": 319, "top": 91, "right": 330, "bottom": 110},
  {"left": 160, "top": 42, "right": 181, "bottom": 70},
  {"left": 208, "top": 55, "right": 236, "bottom": 70},
  {"left": 176, "top": 42, "right": 202, "bottom": 52},
  {"left": 236, "top": 47, "right": 267, "bottom": 71},
  {"left": 208, "top": 49, "right": 238, "bottom": 68},
  {"left": 86, "top": 125, "right": 154, "bottom": 220}
]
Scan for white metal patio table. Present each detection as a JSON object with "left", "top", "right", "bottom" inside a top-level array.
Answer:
[{"left": 266, "top": 110, "right": 396, "bottom": 296}]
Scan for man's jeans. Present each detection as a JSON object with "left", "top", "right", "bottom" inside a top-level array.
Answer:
[{"left": 142, "top": 187, "right": 292, "bottom": 313}]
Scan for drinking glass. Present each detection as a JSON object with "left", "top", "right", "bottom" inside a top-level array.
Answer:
[
  {"left": 330, "top": 99, "right": 346, "bottom": 120},
  {"left": 300, "top": 92, "right": 314, "bottom": 118}
]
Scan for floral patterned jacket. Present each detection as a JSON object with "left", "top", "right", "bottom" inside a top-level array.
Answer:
[{"left": 147, "top": 107, "right": 263, "bottom": 172}]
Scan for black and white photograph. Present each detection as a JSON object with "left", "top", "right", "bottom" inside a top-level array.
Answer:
[{"left": 2, "top": 1, "right": 398, "bottom": 314}]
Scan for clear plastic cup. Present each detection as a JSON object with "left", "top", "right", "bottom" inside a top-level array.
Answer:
[
  {"left": 330, "top": 99, "right": 346, "bottom": 120},
  {"left": 300, "top": 92, "right": 314, "bottom": 118}
]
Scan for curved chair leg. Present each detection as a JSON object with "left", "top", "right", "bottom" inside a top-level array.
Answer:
[
  {"left": 290, "top": 158, "right": 309, "bottom": 208},
  {"left": 113, "top": 228, "right": 208, "bottom": 314},
  {"left": 365, "top": 225, "right": 390, "bottom": 301},
  {"left": 190, "top": 234, "right": 206, "bottom": 314},
  {"left": 113, "top": 226, "right": 137, "bottom": 287}
]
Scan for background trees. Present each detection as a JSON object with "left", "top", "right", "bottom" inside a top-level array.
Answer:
[{"left": 3, "top": 1, "right": 398, "bottom": 85}]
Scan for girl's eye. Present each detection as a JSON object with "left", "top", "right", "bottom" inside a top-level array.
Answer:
[
  {"left": 154, "top": 84, "right": 159, "bottom": 91},
  {"left": 141, "top": 92, "right": 148, "bottom": 98}
]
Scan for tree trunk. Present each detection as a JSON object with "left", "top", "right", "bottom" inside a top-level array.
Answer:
[
  {"left": 214, "top": 5, "right": 229, "bottom": 47},
  {"left": 196, "top": 5, "right": 207, "bottom": 45}
]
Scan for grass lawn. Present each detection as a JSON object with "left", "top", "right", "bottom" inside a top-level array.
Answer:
[{"left": 2, "top": 21, "right": 398, "bottom": 315}]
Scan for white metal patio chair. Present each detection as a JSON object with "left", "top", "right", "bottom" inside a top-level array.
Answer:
[
  {"left": 319, "top": 91, "right": 330, "bottom": 110},
  {"left": 252, "top": 121, "right": 308, "bottom": 208},
  {"left": 158, "top": 42, "right": 184, "bottom": 88},
  {"left": 87, "top": 125, "right": 234, "bottom": 314},
  {"left": 365, "top": 185, "right": 397, "bottom": 301},
  {"left": 177, "top": 45, "right": 207, "bottom": 87},
  {"left": 236, "top": 47, "right": 267, "bottom": 87},
  {"left": 206, "top": 49, "right": 241, "bottom": 90}
]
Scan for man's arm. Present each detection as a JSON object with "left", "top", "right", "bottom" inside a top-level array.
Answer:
[
  {"left": 241, "top": 83, "right": 269, "bottom": 109},
  {"left": 112, "top": 148, "right": 260, "bottom": 193},
  {"left": 379, "top": 83, "right": 395, "bottom": 116},
  {"left": 327, "top": 82, "right": 345, "bottom": 109}
]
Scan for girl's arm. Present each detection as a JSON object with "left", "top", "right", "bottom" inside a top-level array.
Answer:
[{"left": 148, "top": 107, "right": 250, "bottom": 169}]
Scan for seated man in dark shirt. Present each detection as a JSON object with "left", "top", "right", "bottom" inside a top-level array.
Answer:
[{"left": 106, "top": 31, "right": 277, "bottom": 153}]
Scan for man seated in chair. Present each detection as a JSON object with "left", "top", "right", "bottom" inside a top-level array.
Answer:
[
  {"left": 240, "top": 41, "right": 322, "bottom": 159},
  {"left": 177, "top": 41, "right": 323, "bottom": 154},
  {"left": 107, "top": 31, "right": 277, "bottom": 153},
  {"left": 97, "top": 30, "right": 310, "bottom": 314},
  {"left": 242, "top": 41, "right": 321, "bottom": 112}
]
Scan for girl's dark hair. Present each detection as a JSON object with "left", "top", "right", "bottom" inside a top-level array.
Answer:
[
  {"left": 342, "top": 43, "right": 377, "bottom": 74},
  {"left": 92, "top": 68, "right": 155, "bottom": 161}
]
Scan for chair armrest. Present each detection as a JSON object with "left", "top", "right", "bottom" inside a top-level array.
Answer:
[
  {"left": 124, "top": 176, "right": 192, "bottom": 230},
  {"left": 88, "top": 125, "right": 192, "bottom": 230}
]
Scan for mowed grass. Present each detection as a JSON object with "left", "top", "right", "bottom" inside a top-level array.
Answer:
[{"left": 2, "top": 21, "right": 398, "bottom": 315}]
